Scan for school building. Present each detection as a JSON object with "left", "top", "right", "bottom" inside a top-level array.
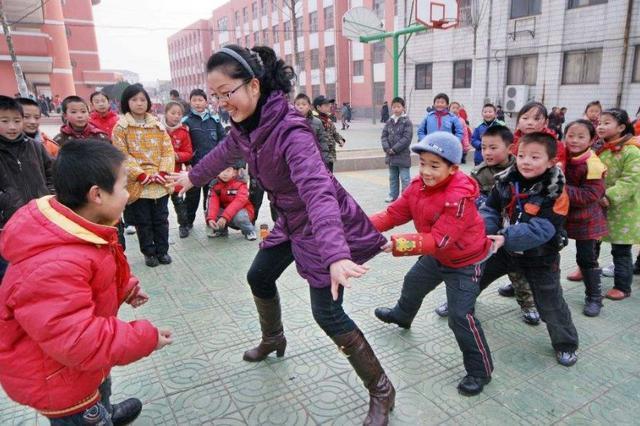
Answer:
[
  {"left": 399, "top": 0, "right": 640, "bottom": 126},
  {"left": 0, "top": 0, "right": 122, "bottom": 99}
]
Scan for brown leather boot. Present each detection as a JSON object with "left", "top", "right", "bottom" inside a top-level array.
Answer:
[
  {"left": 243, "top": 294, "right": 287, "bottom": 362},
  {"left": 332, "top": 329, "right": 395, "bottom": 426}
]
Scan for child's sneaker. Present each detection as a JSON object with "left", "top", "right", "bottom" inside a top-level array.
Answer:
[
  {"left": 434, "top": 301, "right": 448, "bottom": 317},
  {"left": 556, "top": 351, "right": 577, "bottom": 367},
  {"left": 111, "top": 398, "right": 142, "bottom": 426},
  {"left": 178, "top": 225, "right": 189, "bottom": 238},
  {"left": 521, "top": 308, "right": 540, "bottom": 325},
  {"left": 498, "top": 283, "right": 515, "bottom": 297},
  {"left": 245, "top": 231, "right": 257, "bottom": 241},
  {"left": 144, "top": 255, "right": 159, "bottom": 267},
  {"left": 601, "top": 264, "right": 615, "bottom": 277}
]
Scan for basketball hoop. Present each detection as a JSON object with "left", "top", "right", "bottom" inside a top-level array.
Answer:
[{"left": 416, "top": 0, "right": 459, "bottom": 30}]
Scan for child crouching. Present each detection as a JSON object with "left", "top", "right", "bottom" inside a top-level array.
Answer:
[{"left": 0, "top": 141, "right": 172, "bottom": 425}]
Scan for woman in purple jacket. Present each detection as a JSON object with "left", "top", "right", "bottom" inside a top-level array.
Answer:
[{"left": 170, "top": 45, "right": 394, "bottom": 425}]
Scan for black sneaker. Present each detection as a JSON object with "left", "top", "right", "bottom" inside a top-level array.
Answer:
[
  {"left": 498, "top": 283, "right": 515, "bottom": 297},
  {"left": 434, "top": 301, "right": 448, "bottom": 317},
  {"left": 457, "top": 375, "right": 491, "bottom": 396},
  {"left": 157, "top": 254, "right": 172, "bottom": 265},
  {"left": 374, "top": 307, "right": 412, "bottom": 329},
  {"left": 111, "top": 398, "right": 142, "bottom": 426},
  {"left": 521, "top": 308, "right": 540, "bottom": 325},
  {"left": 583, "top": 298, "right": 602, "bottom": 317},
  {"left": 178, "top": 226, "right": 189, "bottom": 239},
  {"left": 556, "top": 351, "right": 577, "bottom": 367},
  {"left": 144, "top": 255, "right": 159, "bottom": 267}
]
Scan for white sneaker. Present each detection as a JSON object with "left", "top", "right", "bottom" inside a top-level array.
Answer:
[
  {"left": 206, "top": 227, "right": 216, "bottom": 238},
  {"left": 601, "top": 264, "right": 615, "bottom": 277},
  {"left": 245, "top": 231, "right": 257, "bottom": 241},
  {"left": 125, "top": 225, "right": 136, "bottom": 235}
]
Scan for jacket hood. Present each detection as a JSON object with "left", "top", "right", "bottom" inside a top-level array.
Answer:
[{"left": 0, "top": 196, "right": 117, "bottom": 265}]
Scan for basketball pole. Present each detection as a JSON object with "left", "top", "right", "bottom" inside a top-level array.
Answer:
[{"left": 359, "top": 24, "right": 427, "bottom": 98}]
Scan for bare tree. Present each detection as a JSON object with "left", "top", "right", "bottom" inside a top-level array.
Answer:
[{"left": 0, "top": 0, "right": 29, "bottom": 97}]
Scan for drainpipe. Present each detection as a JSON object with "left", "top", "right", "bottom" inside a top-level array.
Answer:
[
  {"left": 483, "top": 0, "right": 493, "bottom": 100},
  {"left": 615, "top": 0, "right": 633, "bottom": 108}
]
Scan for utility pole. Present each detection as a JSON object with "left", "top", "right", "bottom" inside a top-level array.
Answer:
[
  {"left": 286, "top": 0, "right": 302, "bottom": 93},
  {"left": 0, "top": 0, "right": 29, "bottom": 97}
]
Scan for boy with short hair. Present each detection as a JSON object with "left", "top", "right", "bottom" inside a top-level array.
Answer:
[
  {"left": 182, "top": 89, "right": 226, "bottom": 234},
  {"left": 54, "top": 96, "right": 108, "bottom": 146},
  {"left": 0, "top": 140, "right": 172, "bottom": 425},
  {"left": 434, "top": 125, "right": 540, "bottom": 325},
  {"left": 381, "top": 96, "right": 413, "bottom": 203},
  {"left": 206, "top": 163, "right": 257, "bottom": 240},
  {"left": 0, "top": 95, "right": 54, "bottom": 280},
  {"left": 16, "top": 97, "right": 60, "bottom": 157},
  {"left": 470, "top": 103, "right": 506, "bottom": 165},
  {"left": 371, "top": 132, "right": 494, "bottom": 396},
  {"left": 416, "top": 93, "right": 464, "bottom": 142},
  {"left": 479, "top": 132, "right": 579, "bottom": 367}
]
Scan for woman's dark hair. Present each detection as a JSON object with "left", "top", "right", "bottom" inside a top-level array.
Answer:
[
  {"left": 54, "top": 140, "right": 126, "bottom": 209},
  {"left": 516, "top": 101, "right": 548, "bottom": 123},
  {"left": 206, "top": 44, "right": 295, "bottom": 96},
  {"left": 295, "top": 93, "right": 311, "bottom": 104},
  {"left": 600, "top": 108, "right": 634, "bottom": 136},
  {"left": 120, "top": 84, "right": 151, "bottom": 114},
  {"left": 565, "top": 119, "right": 596, "bottom": 140},
  {"left": 584, "top": 100, "right": 602, "bottom": 114},
  {"left": 433, "top": 93, "right": 449, "bottom": 105},
  {"left": 89, "top": 91, "right": 109, "bottom": 103}
]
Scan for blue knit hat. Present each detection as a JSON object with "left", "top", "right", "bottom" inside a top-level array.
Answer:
[{"left": 411, "top": 131, "right": 462, "bottom": 165}]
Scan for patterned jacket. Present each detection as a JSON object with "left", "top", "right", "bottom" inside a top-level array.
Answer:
[
  {"left": 316, "top": 111, "right": 345, "bottom": 163},
  {"left": 565, "top": 150, "right": 607, "bottom": 241},
  {"left": 111, "top": 113, "right": 175, "bottom": 203}
]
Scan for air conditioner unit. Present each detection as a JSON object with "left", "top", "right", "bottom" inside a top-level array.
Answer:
[{"left": 504, "top": 85, "right": 529, "bottom": 112}]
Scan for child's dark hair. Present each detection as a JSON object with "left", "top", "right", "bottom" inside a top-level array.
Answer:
[
  {"left": 164, "top": 101, "right": 184, "bottom": 114},
  {"left": 190, "top": 88, "right": 207, "bottom": 100},
  {"left": 0, "top": 95, "right": 23, "bottom": 116},
  {"left": 16, "top": 97, "right": 39, "bottom": 109},
  {"left": 584, "top": 100, "right": 601, "bottom": 114},
  {"left": 600, "top": 108, "right": 634, "bottom": 136},
  {"left": 295, "top": 93, "right": 311, "bottom": 103},
  {"left": 170, "top": 89, "right": 180, "bottom": 98},
  {"left": 433, "top": 93, "right": 449, "bottom": 105},
  {"left": 54, "top": 140, "right": 126, "bottom": 209},
  {"left": 61, "top": 96, "right": 88, "bottom": 114},
  {"left": 120, "top": 84, "right": 151, "bottom": 114},
  {"left": 519, "top": 132, "right": 557, "bottom": 159},
  {"left": 89, "top": 91, "right": 109, "bottom": 103},
  {"left": 516, "top": 101, "right": 548, "bottom": 123},
  {"left": 482, "top": 125, "right": 513, "bottom": 145},
  {"left": 565, "top": 119, "right": 596, "bottom": 141},
  {"left": 391, "top": 97, "right": 405, "bottom": 107},
  {"left": 482, "top": 103, "right": 496, "bottom": 111},
  {"left": 206, "top": 44, "right": 295, "bottom": 96}
]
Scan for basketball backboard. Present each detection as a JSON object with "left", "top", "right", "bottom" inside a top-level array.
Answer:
[{"left": 416, "top": 0, "right": 459, "bottom": 29}]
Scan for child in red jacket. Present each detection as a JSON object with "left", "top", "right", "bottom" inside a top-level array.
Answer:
[
  {"left": 0, "top": 141, "right": 172, "bottom": 424},
  {"left": 206, "top": 162, "right": 257, "bottom": 240},
  {"left": 89, "top": 91, "right": 119, "bottom": 137},
  {"left": 163, "top": 101, "right": 194, "bottom": 239},
  {"left": 370, "top": 132, "right": 494, "bottom": 396}
]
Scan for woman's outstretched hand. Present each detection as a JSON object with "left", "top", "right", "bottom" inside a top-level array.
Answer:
[
  {"left": 329, "top": 259, "right": 370, "bottom": 301},
  {"left": 167, "top": 171, "right": 194, "bottom": 196}
]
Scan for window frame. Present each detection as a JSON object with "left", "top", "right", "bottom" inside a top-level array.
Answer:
[
  {"left": 561, "top": 48, "right": 603, "bottom": 85},
  {"left": 353, "top": 60, "right": 364, "bottom": 77},
  {"left": 631, "top": 45, "right": 640, "bottom": 83},
  {"left": 510, "top": 0, "right": 542, "bottom": 19},
  {"left": 506, "top": 54, "right": 538, "bottom": 85},
  {"left": 415, "top": 63, "right": 433, "bottom": 90},
  {"left": 324, "top": 5, "right": 334, "bottom": 29},
  {"left": 453, "top": 60, "right": 473, "bottom": 88},
  {"left": 567, "top": 0, "right": 607, "bottom": 9}
]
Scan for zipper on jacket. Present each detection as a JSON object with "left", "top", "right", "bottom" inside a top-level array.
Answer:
[{"left": 16, "top": 159, "right": 22, "bottom": 171}]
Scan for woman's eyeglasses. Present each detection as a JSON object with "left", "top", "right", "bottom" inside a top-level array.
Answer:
[{"left": 211, "top": 79, "right": 251, "bottom": 103}]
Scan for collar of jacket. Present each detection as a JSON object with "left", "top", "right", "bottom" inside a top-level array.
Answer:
[
  {"left": 189, "top": 109, "right": 214, "bottom": 121},
  {"left": 60, "top": 123, "right": 104, "bottom": 138},
  {"left": 495, "top": 164, "right": 565, "bottom": 199},
  {"left": 391, "top": 113, "right": 407, "bottom": 123},
  {"left": 161, "top": 116, "right": 184, "bottom": 133},
  {"left": 117, "top": 112, "right": 163, "bottom": 130},
  {"left": 230, "top": 91, "right": 288, "bottom": 147},
  {"left": 421, "top": 173, "right": 455, "bottom": 194},
  {"left": 35, "top": 195, "right": 119, "bottom": 245},
  {"left": 596, "top": 134, "right": 639, "bottom": 155},
  {"left": 90, "top": 110, "right": 117, "bottom": 121},
  {"left": 0, "top": 132, "right": 28, "bottom": 146}
]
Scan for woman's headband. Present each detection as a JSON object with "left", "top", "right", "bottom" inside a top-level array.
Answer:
[{"left": 219, "top": 47, "right": 255, "bottom": 78}]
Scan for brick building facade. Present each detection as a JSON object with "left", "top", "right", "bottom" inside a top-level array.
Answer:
[{"left": 167, "top": 19, "right": 212, "bottom": 101}]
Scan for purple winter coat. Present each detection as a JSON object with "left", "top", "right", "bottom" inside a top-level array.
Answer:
[{"left": 189, "top": 91, "right": 386, "bottom": 288}]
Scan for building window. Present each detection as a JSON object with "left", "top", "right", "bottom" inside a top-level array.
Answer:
[
  {"left": 285, "top": 54, "right": 292, "bottom": 66},
  {"left": 312, "top": 84, "right": 321, "bottom": 99},
  {"left": 262, "top": 29, "right": 269, "bottom": 44},
  {"left": 295, "top": 16, "right": 304, "bottom": 34},
  {"left": 252, "top": 2, "right": 258, "bottom": 18},
  {"left": 273, "top": 25, "right": 280, "bottom": 42},
  {"left": 218, "top": 17, "right": 228, "bottom": 31},
  {"left": 326, "top": 83, "right": 336, "bottom": 100},
  {"left": 309, "top": 11, "right": 318, "bottom": 32},
  {"left": 562, "top": 49, "right": 602, "bottom": 84},
  {"left": 353, "top": 60, "right": 364, "bottom": 76},
  {"left": 243, "top": 7, "right": 248, "bottom": 22},
  {"left": 415, "top": 63, "right": 432, "bottom": 90},
  {"left": 453, "top": 60, "right": 472, "bottom": 88},
  {"left": 324, "top": 6, "right": 334, "bottom": 29},
  {"left": 507, "top": 54, "right": 538, "bottom": 85},
  {"left": 296, "top": 52, "right": 305, "bottom": 69},
  {"left": 325, "top": 46, "right": 335, "bottom": 67},
  {"left": 374, "top": 82, "right": 386, "bottom": 105},
  {"left": 373, "top": 0, "right": 385, "bottom": 19},
  {"left": 261, "top": 0, "right": 268, "bottom": 15},
  {"left": 633, "top": 45, "right": 640, "bottom": 83},
  {"left": 235, "top": 11, "right": 240, "bottom": 26},
  {"left": 373, "top": 42, "right": 386, "bottom": 63},
  {"left": 458, "top": 0, "right": 472, "bottom": 26},
  {"left": 510, "top": 0, "right": 541, "bottom": 19},
  {"left": 254, "top": 31, "right": 260, "bottom": 44},
  {"left": 284, "top": 21, "right": 291, "bottom": 40},
  {"left": 568, "top": 0, "right": 607, "bottom": 8},
  {"left": 245, "top": 35, "right": 250, "bottom": 47},
  {"left": 311, "top": 49, "right": 319, "bottom": 69}
]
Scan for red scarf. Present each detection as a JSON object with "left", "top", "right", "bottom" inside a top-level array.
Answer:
[
  {"left": 60, "top": 122, "right": 106, "bottom": 139},
  {"left": 434, "top": 110, "right": 448, "bottom": 129}
]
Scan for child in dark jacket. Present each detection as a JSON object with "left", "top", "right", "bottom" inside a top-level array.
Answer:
[
  {"left": 54, "top": 96, "right": 109, "bottom": 146},
  {"left": 564, "top": 120, "right": 608, "bottom": 316},
  {"left": 479, "top": 132, "right": 579, "bottom": 367},
  {"left": 182, "top": 89, "right": 226, "bottom": 234},
  {"left": 434, "top": 125, "right": 540, "bottom": 325},
  {"left": 293, "top": 94, "right": 331, "bottom": 167},
  {"left": 381, "top": 97, "right": 413, "bottom": 203},
  {"left": 313, "top": 95, "right": 345, "bottom": 172},
  {"left": 470, "top": 103, "right": 506, "bottom": 165},
  {"left": 371, "top": 132, "right": 494, "bottom": 397},
  {"left": 17, "top": 97, "right": 59, "bottom": 157},
  {"left": 162, "top": 101, "right": 194, "bottom": 239},
  {"left": 206, "top": 164, "right": 257, "bottom": 240}
]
